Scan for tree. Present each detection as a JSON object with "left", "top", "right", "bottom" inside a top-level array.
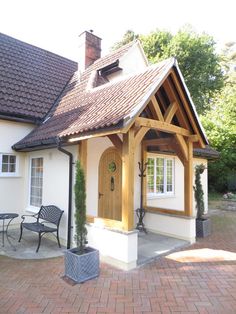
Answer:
[
  {"left": 140, "top": 29, "right": 172, "bottom": 62},
  {"left": 221, "top": 41, "right": 236, "bottom": 80},
  {"left": 201, "top": 65, "right": 236, "bottom": 192},
  {"left": 74, "top": 160, "right": 87, "bottom": 253},
  {"left": 112, "top": 30, "right": 139, "bottom": 50},
  {"left": 112, "top": 27, "right": 224, "bottom": 114}
]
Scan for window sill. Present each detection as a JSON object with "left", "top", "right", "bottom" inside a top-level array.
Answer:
[
  {"left": 147, "top": 194, "right": 175, "bottom": 200},
  {"left": 0, "top": 174, "right": 20, "bottom": 178},
  {"left": 25, "top": 206, "right": 40, "bottom": 214}
]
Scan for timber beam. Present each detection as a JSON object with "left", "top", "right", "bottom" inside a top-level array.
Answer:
[
  {"left": 122, "top": 127, "right": 135, "bottom": 231},
  {"left": 78, "top": 140, "right": 87, "bottom": 175},
  {"left": 108, "top": 134, "right": 123, "bottom": 154},
  {"left": 135, "top": 117, "right": 191, "bottom": 137},
  {"left": 134, "top": 127, "right": 150, "bottom": 146},
  {"left": 149, "top": 96, "right": 164, "bottom": 121},
  {"left": 142, "top": 137, "right": 174, "bottom": 147},
  {"left": 164, "top": 101, "right": 178, "bottom": 124},
  {"left": 174, "top": 134, "right": 188, "bottom": 162},
  {"left": 184, "top": 141, "right": 193, "bottom": 216},
  {"left": 169, "top": 71, "right": 205, "bottom": 148}
]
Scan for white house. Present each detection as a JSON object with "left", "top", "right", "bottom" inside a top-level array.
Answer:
[{"left": 0, "top": 31, "right": 217, "bottom": 270}]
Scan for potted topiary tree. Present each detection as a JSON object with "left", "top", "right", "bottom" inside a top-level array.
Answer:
[
  {"left": 194, "top": 164, "right": 210, "bottom": 237},
  {"left": 64, "top": 160, "right": 99, "bottom": 283}
]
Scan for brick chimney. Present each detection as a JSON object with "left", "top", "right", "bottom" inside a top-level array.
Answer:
[{"left": 78, "top": 30, "right": 101, "bottom": 72}]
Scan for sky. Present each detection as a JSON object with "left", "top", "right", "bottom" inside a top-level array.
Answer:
[{"left": 0, "top": 0, "right": 235, "bottom": 61}]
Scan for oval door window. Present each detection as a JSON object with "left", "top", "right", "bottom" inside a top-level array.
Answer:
[{"left": 108, "top": 161, "right": 116, "bottom": 173}]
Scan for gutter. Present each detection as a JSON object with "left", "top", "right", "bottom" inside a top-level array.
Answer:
[
  {"left": 0, "top": 113, "right": 41, "bottom": 124},
  {"left": 57, "top": 139, "right": 73, "bottom": 249}
]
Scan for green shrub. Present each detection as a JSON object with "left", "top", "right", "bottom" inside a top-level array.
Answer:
[
  {"left": 74, "top": 160, "right": 87, "bottom": 254},
  {"left": 194, "top": 164, "right": 206, "bottom": 219}
]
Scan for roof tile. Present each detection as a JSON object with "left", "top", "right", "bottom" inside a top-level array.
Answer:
[
  {"left": 14, "top": 56, "right": 172, "bottom": 149},
  {"left": 0, "top": 33, "right": 77, "bottom": 121}
]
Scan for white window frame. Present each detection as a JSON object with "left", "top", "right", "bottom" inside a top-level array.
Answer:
[
  {"left": 147, "top": 154, "right": 175, "bottom": 198},
  {"left": 29, "top": 157, "right": 43, "bottom": 210},
  {"left": 0, "top": 153, "right": 18, "bottom": 177}
]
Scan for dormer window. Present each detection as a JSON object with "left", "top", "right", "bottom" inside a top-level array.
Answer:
[{"left": 97, "top": 60, "right": 122, "bottom": 77}]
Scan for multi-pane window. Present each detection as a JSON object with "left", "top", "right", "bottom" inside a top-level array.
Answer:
[
  {"left": 0, "top": 154, "right": 17, "bottom": 175},
  {"left": 147, "top": 156, "right": 174, "bottom": 196},
  {"left": 30, "top": 158, "right": 43, "bottom": 207}
]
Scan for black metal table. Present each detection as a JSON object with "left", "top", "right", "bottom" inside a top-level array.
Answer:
[{"left": 0, "top": 213, "right": 19, "bottom": 248}]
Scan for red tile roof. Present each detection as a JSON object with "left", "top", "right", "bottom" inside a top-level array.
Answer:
[
  {"left": 10, "top": 39, "right": 207, "bottom": 151},
  {"left": 0, "top": 33, "right": 77, "bottom": 122},
  {"left": 14, "top": 55, "right": 173, "bottom": 150}
]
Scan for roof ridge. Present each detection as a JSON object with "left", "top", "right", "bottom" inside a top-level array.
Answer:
[
  {"left": 87, "top": 57, "right": 175, "bottom": 92},
  {"left": 92, "top": 40, "right": 138, "bottom": 66}
]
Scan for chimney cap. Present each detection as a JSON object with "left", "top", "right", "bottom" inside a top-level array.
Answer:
[{"left": 78, "top": 30, "right": 102, "bottom": 41}]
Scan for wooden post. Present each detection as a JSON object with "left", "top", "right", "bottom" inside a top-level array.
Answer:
[
  {"left": 122, "top": 127, "right": 135, "bottom": 231},
  {"left": 78, "top": 140, "right": 87, "bottom": 177},
  {"left": 184, "top": 141, "right": 193, "bottom": 216}
]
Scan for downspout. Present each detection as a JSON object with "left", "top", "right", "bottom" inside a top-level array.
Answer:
[{"left": 57, "top": 139, "right": 73, "bottom": 249}]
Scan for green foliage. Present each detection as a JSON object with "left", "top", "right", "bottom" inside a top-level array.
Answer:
[
  {"left": 112, "top": 26, "right": 224, "bottom": 114},
  {"left": 141, "top": 27, "right": 224, "bottom": 113},
  {"left": 221, "top": 41, "right": 236, "bottom": 81},
  {"left": 112, "top": 30, "right": 139, "bottom": 50},
  {"left": 194, "top": 164, "right": 206, "bottom": 219},
  {"left": 74, "top": 160, "right": 87, "bottom": 253},
  {"left": 113, "top": 28, "right": 235, "bottom": 194},
  {"left": 201, "top": 67, "right": 236, "bottom": 192},
  {"left": 140, "top": 30, "right": 172, "bottom": 62}
]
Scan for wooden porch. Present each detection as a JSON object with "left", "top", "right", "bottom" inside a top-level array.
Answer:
[{"left": 79, "top": 69, "right": 205, "bottom": 232}]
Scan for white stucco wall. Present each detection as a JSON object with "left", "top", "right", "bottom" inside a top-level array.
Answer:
[
  {"left": 146, "top": 154, "right": 208, "bottom": 214},
  {"left": 25, "top": 146, "right": 78, "bottom": 242},
  {"left": 0, "top": 120, "right": 34, "bottom": 225},
  {"left": 145, "top": 212, "right": 196, "bottom": 243},
  {"left": 143, "top": 155, "right": 208, "bottom": 243},
  {"left": 147, "top": 154, "right": 184, "bottom": 211},
  {"left": 107, "top": 42, "right": 148, "bottom": 82},
  {"left": 87, "top": 225, "right": 138, "bottom": 270}
]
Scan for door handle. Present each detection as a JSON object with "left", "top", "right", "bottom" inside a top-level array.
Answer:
[{"left": 111, "top": 176, "right": 115, "bottom": 191}]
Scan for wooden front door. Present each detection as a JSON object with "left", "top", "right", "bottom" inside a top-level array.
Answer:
[{"left": 98, "top": 147, "right": 122, "bottom": 221}]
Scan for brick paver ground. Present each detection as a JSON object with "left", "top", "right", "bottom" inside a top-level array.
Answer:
[{"left": 1, "top": 210, "right": 236, "bottom": 313}]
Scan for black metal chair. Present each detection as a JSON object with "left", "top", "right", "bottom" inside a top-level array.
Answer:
[{"left": 18, "top": 205, "right": 64, "bottom": 252}]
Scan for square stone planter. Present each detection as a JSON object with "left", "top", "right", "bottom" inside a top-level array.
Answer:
[
  {"left": 64, "top": 247, "right": 99, "bottom": 283},
  {"left": 196, "top": 218, "right": 211, "bottom": 238}
]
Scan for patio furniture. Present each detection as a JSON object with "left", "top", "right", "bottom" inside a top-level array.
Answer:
[
  {"left": 0, "top": 213, "right": 19, "bottom": 248},
  {"left": 18, "top": 205, "right": 64, "bottom": 253}
]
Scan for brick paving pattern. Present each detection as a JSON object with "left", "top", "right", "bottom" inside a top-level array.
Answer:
[{"left": 0, "top": 210, "right": 236, "bottom": 313}]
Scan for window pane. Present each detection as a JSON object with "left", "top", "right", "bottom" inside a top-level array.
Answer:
[
  {"left": 147, "top": 158, "right": 154, "bottom": 193},
  {"left": 156, "top": 158, "right": 164, "bottom": 168},
  {"left": 10, "top": 155, "right": 16, "bottom": 163},
  {"left": 2, "top": 164, "right": 8, "bottom": 172},
  {"left": 2, "top": 155, "right": 9, "bottom": 163},
  {"left": 1, "top": 154, "right": 16, "bottom": 174},
  {"left": 9, "top": 164, "right": 15, "bottom": 173},
  {"left": 147, "top": 175, "right": 154, "bottom": 193},
  {"left": 147, "top": 158, "right": 154, "bottom": 175},
  {"left": 166, "top": 160, "right": 173, "bottom": 192},
  {"left": 30, "top": 158, "right": 43, "bottom": 207},
  {"left": 156, "top": 158, "right": 164, "bottom": 194}
]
